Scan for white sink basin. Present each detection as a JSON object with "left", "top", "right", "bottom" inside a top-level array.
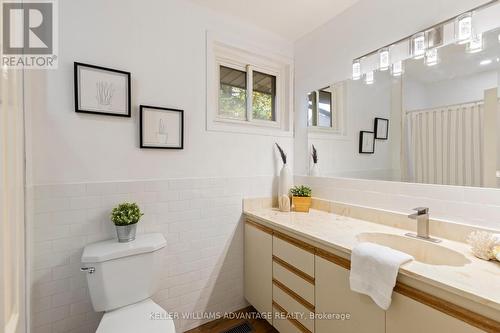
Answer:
[{"left": 356, "top": 232, "right": 470, "bottom": 267}]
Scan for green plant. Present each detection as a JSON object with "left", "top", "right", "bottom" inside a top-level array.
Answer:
[
  {"left": 289, "top": 185, "right": 312, "bottom": 197},
  {"left": 110, "top": 202, "right": 144, "bottom": 226}
]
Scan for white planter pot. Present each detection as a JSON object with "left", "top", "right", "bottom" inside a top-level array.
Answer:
[
  {"left": 278, "top": 164, "right": 292, "bottom": 211},
  {"left": 310, "top": 163, "right": 319, "bottom": 177}
]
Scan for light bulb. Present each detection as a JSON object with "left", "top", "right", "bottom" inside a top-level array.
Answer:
[
  {"left": 411, "top": 33, "right": 426, "bottom": 59},
  {"left": 352, "top": 60, "right": 361, "bottom": 80},
  {"left": 379, "top": 48, "right": 390, "bottom": 71},
  {"left": 467, "top": 33, "right": 483, "bottom": 53},
  {"left": 455, "top": 13, "right": 472, "bottom": 44},
  {"left": 425, "top": 49, "right": 438, "bottom": 66},
  {"left": 391, "top": 61, "right": 403, "bottom": 77},
  {"left": 365, "top": 71, "right": 374, "bottom": 85}
]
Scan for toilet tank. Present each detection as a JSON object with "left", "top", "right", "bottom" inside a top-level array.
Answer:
[{"left": 81, "top": 233, "right": 166, "bottom": 312}]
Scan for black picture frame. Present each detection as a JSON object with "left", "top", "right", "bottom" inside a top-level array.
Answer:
[
  {"left": 140, "top": 105, "right": 184, "bottom": 149},
  {"left": 74, "top": 62, "right": 131, "bottom": 117},
  {"left": 374, "top": 117, "right": 389, "bottom": 140},
  {"left": 359, "top": 131, "right": 375, "bottom": 154}
]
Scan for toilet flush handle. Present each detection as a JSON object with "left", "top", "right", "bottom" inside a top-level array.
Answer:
[{"left": 80, "top": 267, "right": 95, "bottom": 274}]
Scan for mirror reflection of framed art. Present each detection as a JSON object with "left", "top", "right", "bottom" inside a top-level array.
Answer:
[
  {"left": 374, "top": 117, "right": 389, "bottom": 140},
  {"left": 140, "top": 105, "right": 184, "bottom": 149},
  {"left": 359, "top": 131, "right": 375, "bottom": 154}
]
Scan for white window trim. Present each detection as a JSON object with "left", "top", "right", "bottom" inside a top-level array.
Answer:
[{"left": 206, "top": 31, "right": 293, "bottom": 137}]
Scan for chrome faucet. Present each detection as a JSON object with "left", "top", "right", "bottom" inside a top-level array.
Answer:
[{"left": 405, "top": 207, "right": 441, "bottom": 243}]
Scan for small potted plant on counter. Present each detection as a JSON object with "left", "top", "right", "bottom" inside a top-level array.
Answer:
[
  {"left": 111, "top": 202, "right": 144, "bottom": 243},
  {"left": 290, "top": 185, "right": 312, "bottom": 213}
]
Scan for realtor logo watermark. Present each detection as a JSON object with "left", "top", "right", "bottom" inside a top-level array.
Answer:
[{"left": 1, "top": 0, "right": 58, "bottom": 69}]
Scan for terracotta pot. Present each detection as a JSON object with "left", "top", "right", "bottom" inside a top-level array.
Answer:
[{"left": 292, "top": 196, "right": 312, "bottom": 213}]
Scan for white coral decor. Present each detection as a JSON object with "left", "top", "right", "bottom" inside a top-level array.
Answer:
[{"left": 466, "top": 231, "right": 499, "bottom": 260}]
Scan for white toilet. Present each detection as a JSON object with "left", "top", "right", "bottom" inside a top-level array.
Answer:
[{"left": 81, "top": 233, "right": 176, "bottom": 333}]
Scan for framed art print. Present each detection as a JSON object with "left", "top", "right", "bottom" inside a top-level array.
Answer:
[
  {"left": 359, "top": 131, "right": 375, "bottom": 154},
  {"left": 374, "top": 117, "right": 389, "bottom": 140},
  {"left": 74, "top": 62, "right": 131, "bottom": 117},
  {"left": 140, "top": 105, "right": 184, "bottom": 149}
]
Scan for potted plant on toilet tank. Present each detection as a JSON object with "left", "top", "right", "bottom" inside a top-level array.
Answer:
[
  {"left": 290, "top": 185, "right": 312, "bottom": 213},
  {"left": 110, "top": 202, "right": 144, "bottom": 242}
]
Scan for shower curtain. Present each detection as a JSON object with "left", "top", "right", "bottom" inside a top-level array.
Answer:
[{"left": 404, "top": 102, "right": 484, "bottom": 187}]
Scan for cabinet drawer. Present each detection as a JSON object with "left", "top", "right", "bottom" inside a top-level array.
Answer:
[
  {"left": 273, "top": 284, "right": 315, "bottom": 332},
  {"left": 273, "top": 258, "right": 315, "bottom": 305},
  {"left": 273, "top": 303, "right": 309, "bottom": 333},
  {"left": 273, "top": 233, "right": 315, "bottom": 277}
]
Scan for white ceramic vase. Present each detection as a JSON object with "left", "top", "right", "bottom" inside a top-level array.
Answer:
[
  {"left": 310, "top": 163, "right": 319, "bottom": 177},
  {"left": 278, "top": 164, "right": 292, "bottom": 211}
]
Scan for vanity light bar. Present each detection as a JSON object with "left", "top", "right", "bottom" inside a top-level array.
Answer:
[
  {"left": 350, "top": 0, "right": 498, "bottom": 79},
  {"left": 379, "top": 48, "right": 390, "bottom": 71},
  {"left": 352, "top": 60, "right": 361, "bottom": 80}
]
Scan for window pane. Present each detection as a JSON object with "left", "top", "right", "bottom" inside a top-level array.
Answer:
[
  {"left": 219, "top": 66, "right": 247, "bottom": 120},
  {"left": 308, "top": 92, "right": 317, "bottom": 126},
  {"left": 318, "top": 89, "right": 332, "bottom": 127},
  {"left": 252, "top": 71, "right": 276, "bottom": 121}
]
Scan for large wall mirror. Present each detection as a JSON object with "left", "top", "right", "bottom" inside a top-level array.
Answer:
[{"left": 305, "top": 2, "right": 500, "bottom": 189}]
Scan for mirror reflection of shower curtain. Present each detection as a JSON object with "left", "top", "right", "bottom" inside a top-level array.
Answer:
[{"left": 404, "top": 102, "right": 483, "bottom": 187}]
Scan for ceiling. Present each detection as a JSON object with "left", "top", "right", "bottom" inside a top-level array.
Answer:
[{"left": 189, "top": 0, "right": 361, "bottom": 41}]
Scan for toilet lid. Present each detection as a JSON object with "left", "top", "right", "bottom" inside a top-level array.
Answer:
[{"left": 97, "top": 299, "right": 176, "bottom": 333}]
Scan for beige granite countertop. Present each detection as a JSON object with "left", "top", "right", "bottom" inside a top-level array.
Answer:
[{"left": 243, "top": 207, "right": 500, "bottom": 315}]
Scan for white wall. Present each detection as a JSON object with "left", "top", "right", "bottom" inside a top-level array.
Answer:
[
  {"left": 25, "top": 1, "right": 294, "bottom": 332},
  {"left": 294, "top": 0, "right": 491, "bottom": 175},
  {"left": 404, "top": 70, "right": 499, "bottom": 111},
  {"left": 27, "top": 0, "right": 294, "bottom": 185}
]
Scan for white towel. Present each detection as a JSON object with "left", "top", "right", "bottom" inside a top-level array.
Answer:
[{"left": 349, "top": 242, "right": 413, "bottom": 310}]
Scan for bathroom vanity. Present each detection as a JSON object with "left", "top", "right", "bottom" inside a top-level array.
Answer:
[{"left": 243, "top": 199, "right": 500, "bottom": 333}]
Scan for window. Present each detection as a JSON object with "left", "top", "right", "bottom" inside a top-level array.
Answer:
[
  {"left": 252, "top": 71, "right": 276, "bottom": 121},
  {"left": 219, "top": 66, "right": 247, "bottom": 120},
  {"left": 307, "top": 82, "right": 346, "bottom": 137},
  {"left": 308, "top": 87, "right": 333, "bottom": 127},
  {"left": 318, "top": 89, "right": 332, "bottom": 127},
  {"left": 207, "top": 33, "right": 293, "bottom": 136},
  {"left": 308, "top": 91, "right": 317, "bottom": 126},
  {"left": 218, "top": 66, "right": 277, "bottom": 123}
]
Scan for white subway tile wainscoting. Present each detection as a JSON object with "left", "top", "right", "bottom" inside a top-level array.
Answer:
[{"left": 30, "top": 176, "right": 276, "bottom": 333}]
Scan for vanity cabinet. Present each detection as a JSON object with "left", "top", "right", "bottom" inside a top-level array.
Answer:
[
  {"left": 386, "top": 293, "right": 484, "bottom": 333},
  {"left": 244, "top": 221, "right": 273, "bottom": 324},
  {"left": 244, "top": 218, "right": 495, "bottom": 333},
  {"left": 315, "top": 254, "right": 385, "bottom": 333}
]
